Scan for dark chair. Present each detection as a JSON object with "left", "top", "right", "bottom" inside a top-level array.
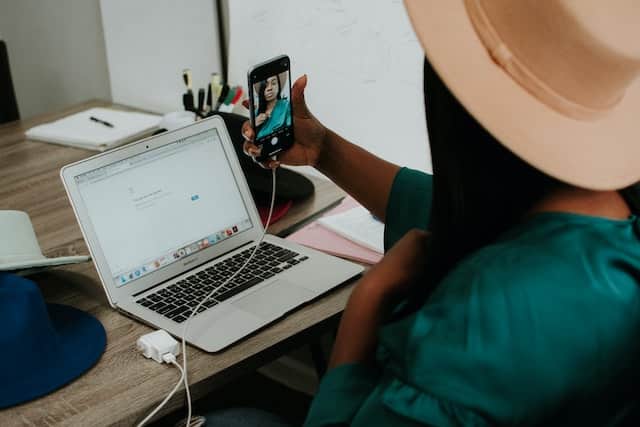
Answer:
[{"left": 0, "top": 40, "right": 20, "bottom": 124}]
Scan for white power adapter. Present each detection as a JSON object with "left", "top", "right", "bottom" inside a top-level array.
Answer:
[{"left": 136, "top": 330, "right": 180, "bottom": 363}]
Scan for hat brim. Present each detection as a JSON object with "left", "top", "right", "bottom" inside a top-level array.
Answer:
[
  {"left": 404, "top": 0, "right": 640, "bottom": 190},
  {"left": 0, "top": 255, "right": 90, "bottom": 272},
  {"left": 0, "top": 303, "right": 106, "bottom": 408}
]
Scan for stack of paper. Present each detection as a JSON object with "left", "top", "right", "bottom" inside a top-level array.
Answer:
[
  {"left": 317, "top": 206, "right": 384, "bottom": 254},
  {"left": 287, "top": 197, "right": 383, "bottom": 265},
  {"left": 25, "top": 107, "right": 161, "bottom": 151}
]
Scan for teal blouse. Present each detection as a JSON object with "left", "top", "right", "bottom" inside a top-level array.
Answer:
[
  {"left": 305, "top": 168, "right": 640, "bottom": 426},
  {"left": 256, "top": 98, "right": 292, "bottom": 139}
]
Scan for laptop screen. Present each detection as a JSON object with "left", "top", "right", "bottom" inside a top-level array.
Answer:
[{"left": 75, "top": 127, "right": 253, "bottom": 288}]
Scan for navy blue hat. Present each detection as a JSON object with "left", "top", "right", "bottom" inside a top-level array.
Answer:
[{"left": 0, "top": 273, "right": 106, "bottom": 408}]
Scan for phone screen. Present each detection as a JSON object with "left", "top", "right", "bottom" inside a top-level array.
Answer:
[{"left": 248, "top": 56, "right": 294, "bottom": 161}]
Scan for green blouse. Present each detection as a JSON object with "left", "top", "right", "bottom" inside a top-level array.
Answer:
[
  {"left": 305, "top": 168, "right": 640, "bottom": 426},
  {"left": 256, "top": 98, "right": 292, "bottom": 139}
]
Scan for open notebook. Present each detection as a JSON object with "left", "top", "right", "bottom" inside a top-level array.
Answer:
[
  {"left": 287, "top": 197, "right": 383, "bottom": 265},
  {"left": 317, "top": 206, "right": 384, "bottom": 253},
  {"left": 25, "top": 107, "right": 161, "bottom": 151}
]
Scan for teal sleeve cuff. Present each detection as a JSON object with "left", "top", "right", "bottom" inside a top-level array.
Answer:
[
  {"left": 384, "top": 168, "right": 433, "bottom": 251},
  {"left": 304, "top": 363, "right": 379, "bottom": 427}
]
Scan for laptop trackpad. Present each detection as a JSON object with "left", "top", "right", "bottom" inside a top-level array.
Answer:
[{"left": 232, "top": 279, "right": 315, "bottom": 320}]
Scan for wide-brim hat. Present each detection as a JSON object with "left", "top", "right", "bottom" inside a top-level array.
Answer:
[
  {"left": 0, "top": 273, "right": 106, "bottom": 408},
  {"left": 0, "top": 211, "right": 89, "bottom": 272},
  {"left": 404, "top": 0, "right": 640, "bottom": 190}
]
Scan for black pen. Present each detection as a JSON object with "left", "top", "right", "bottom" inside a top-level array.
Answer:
[
  {"left": 215, "top": 85, "right": 229, "bottom": 111},
  {"left": 90, "top": 116, "right": 114, "bottom": 128},
  {"left": 182, "top": 68, "right": 195, "bottom": 112},
  {"left": 197, "top": 88, "right": 205, "bottom": 115}
]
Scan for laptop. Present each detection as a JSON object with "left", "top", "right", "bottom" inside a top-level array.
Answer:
[{"left": 61, "top": 116, "right": 363, "bottom": 352}]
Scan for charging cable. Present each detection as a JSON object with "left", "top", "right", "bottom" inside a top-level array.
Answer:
[
  {"left": 138, "top": 167, "right": 277, "bottom": 427},
  {"left": 136, "top": 352, "right": 184, "bottom": 427}
]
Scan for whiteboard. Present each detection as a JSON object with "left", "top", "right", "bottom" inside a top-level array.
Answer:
[
  {"left": 228, "top": 0, "right": 431, "bottom": 173},
  {"left": 101, "top": 0, "right": 222, "bottom": 114}
]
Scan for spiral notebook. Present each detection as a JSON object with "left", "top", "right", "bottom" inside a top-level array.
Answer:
[{"left": 25, "top": 107, "right": 161, "bottom": 151}]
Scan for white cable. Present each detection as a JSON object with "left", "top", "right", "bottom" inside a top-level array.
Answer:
[
  {"left": 137, "top": 168, "right": 277, "bottom": 427},
  {"left": 137, "top": 354, "right": 185, "bottom": 427},
  {"left": 180, "top": 167, "right": 277, "bottom": 427}
]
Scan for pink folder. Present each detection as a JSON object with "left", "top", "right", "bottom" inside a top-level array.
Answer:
[{"left": 287, "top": 197, "right": 383, "bottom": 265}]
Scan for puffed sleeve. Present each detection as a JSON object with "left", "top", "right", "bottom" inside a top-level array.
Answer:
[
  {"left": 304, "top": 363, "right": 380, "bottom": 427},
  {"left": 384, "top": 168, "right": 432, "bottom": 250}
]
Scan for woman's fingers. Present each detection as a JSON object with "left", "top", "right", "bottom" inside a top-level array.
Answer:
[
  {"left": 243, "top": 141, "right": 261, "bottom": 157},
  {"left": 255, "top": 114, "right": 267, "bottom": 127},
  {"left": 261, "top": 158, "right": 280, "bottom": 169},
  {"left": 291, "top": 74, "right": 311, "bottom": 119},
  {"left": 251, "top": 155, "right": 279, "bottom": 170},
  {"left": 241, "top": 120, "right": 254, "bottom": 142},
  {"left": 241, "top": 119, "right": 278, "bottom": 169},
  {"left": 241, "top": 120, "right": 261, "bottom": 157}
]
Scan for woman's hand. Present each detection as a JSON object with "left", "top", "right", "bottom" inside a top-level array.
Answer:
[
  {"left": 329, "top": 229, "right": 430, "bottom": 368},
  {"left": 242, "top": 74, "right": 327, "bottom": 169},
  {"left": 255, "top": 113, "right": 268, "bottom": 127}
]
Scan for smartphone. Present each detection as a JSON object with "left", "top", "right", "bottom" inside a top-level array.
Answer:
[{"left": 247, "top": 55, "right": 294, "bottom": 161}]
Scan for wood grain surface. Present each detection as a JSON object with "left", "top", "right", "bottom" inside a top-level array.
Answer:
[{"left": 0, "top": 101, "right": 354, "bottom": 426}]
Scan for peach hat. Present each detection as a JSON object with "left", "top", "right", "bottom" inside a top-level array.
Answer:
[{"left": 404, "top": 0, "right": 640, "bottom": 190}]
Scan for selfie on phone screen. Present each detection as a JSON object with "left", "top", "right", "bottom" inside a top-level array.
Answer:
[
  {"left": 248, "top": 56, "right": 294, "bottom": 160},
  {"left": 253, "top": 72, "right": 291, "bottom": 141}
]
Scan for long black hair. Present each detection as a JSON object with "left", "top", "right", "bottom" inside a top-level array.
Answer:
[
  {"left": 256, "top": 75, "right": 282, "bottom": 116},
  {"left": 408, "top": 58, "right": 562, "bottom": 306}
]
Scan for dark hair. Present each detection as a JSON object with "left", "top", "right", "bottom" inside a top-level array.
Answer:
[
  {"left": 257, "top": 75, "right": 282, "bottom": 116},
  {"left": 408, "top": 58, "right": 562, "bottom": 306}
]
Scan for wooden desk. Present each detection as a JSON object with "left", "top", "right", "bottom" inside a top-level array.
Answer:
[{"left": 0, "top": 101, "right": 355, "bottom": 426}]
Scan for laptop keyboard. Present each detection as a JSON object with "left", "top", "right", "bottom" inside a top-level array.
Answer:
[{"left": 135, "top": 242, "right": 309, "bottom": 323}]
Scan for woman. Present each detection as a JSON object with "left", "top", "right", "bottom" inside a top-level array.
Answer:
[
  {"left": 219, "top": 1, "right": 640, "bottom": 426},
  {"left": 255, "top": 74, "right": 292, "bottom": 140}
]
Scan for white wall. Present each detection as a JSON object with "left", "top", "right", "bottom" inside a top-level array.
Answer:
[
  {"left": 100, "top": 0, "right": 222, "bottom": 114},
  {"left": 228, "top": 1, "right": 430, "bottom": 173},
  {"left": 0, "top": 0, "right": 111, "bottom": 119}
]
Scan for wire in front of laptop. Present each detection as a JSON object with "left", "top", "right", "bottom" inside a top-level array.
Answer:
[
  {"left": 136, "top": 353, "right": 185, "bottom": 427},
  {"left": 138, "top": 167, "right": 277, "bottom": 427}
]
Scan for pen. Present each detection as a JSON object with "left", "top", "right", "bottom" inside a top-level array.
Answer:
[
  {"left": 90, "top": 116, "right": 114, "bottom": 128},
  {"left": 223, "top": 86, "right": 236, "bottom": 105},
  {"left": 214, "top": 81, "right": 223, "bottom": 99},
  {"left": 230, "top": 86, "right": 243, "bottom": 105},
  {"left": 182, "top": 69, "right": 192, "bottom": 92},
  {"left": 197, "top": 88, "right": 205, "bottom": 114},
  {"left": 182, "top": 69, "right": 195, "bottom": 112},
  {"left": 215, "top": 85, "right": 229, "bottom": 111},
  {"left": 183, "top": 93, "right": 194, "bottom": 112},
  {"left": 208, "top": 73, "right": 221, "bottom": 110}
]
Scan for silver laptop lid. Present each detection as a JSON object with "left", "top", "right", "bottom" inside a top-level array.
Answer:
[{"left": 61, "top": 116, "right": 264, "bottom": 307}]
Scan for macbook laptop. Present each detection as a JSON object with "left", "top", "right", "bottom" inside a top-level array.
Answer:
[{"left": 61, "top": 116, "right": 363, "bottom": 352}]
